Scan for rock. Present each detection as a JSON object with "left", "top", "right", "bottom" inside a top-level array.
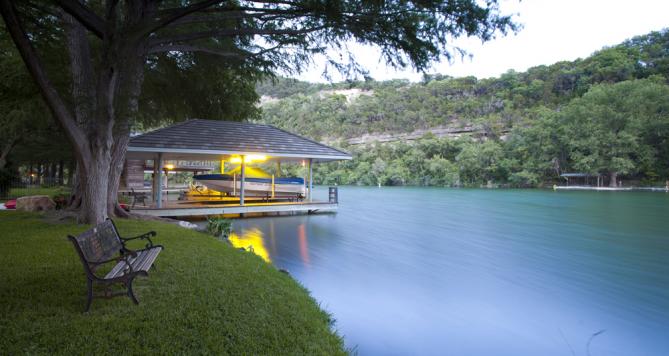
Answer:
[
  {"left": 177, "top": 220, "right": 198, "bottom": 229},
  {"left": 15, "top": 195, "right": 56, "bottom": 212}
]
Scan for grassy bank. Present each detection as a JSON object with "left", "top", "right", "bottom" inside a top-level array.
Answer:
[{"left": 0, "top": 212, "right": 345, "bottom": 354}]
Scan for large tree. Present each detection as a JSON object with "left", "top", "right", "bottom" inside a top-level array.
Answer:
[
  {"left": 561, "top": 78, "right": 669, "bottom": 186},
  {"left": 1, "top": 0, "right": 516, "bottom": 223}
]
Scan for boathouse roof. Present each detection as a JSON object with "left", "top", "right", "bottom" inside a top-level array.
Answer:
[{"left": 127, "top": 119, "right": 351, "bottom": 162}]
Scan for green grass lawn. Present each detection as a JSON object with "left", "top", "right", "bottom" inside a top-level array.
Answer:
[{"left": 0, "top": 212, "right": 345, "bottom": 355}]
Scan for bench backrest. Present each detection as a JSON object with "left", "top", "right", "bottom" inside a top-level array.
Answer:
[{"left": 70, "top": 220, "right": 123, "bottom": 264}]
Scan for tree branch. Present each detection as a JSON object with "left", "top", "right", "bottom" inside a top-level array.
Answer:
[
  {"left": 146, "top": 44, "right": 245, "bottom": 58},
  {"left": 0, "top": 0, "right": 90, "bottom": 162},
  {"left": 130, "top": 0, "right": 222, "bottom": 41},
  {"left": 61, "top": 9, "right": 97, "bottom": 127},
  {"left": 164, "top": 10, "right": 302, "bottom": 27},
  {"left": 53, "top": 0, "right": 106, "bottom": 38},
  {"left": 149, "top": 26, "right": 326, "bottom": 48},
  {"left": 0, "top": 137, "right": 20, "bottom": 170}
]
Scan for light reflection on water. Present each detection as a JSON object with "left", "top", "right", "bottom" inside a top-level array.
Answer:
[
  {"left": 229, "top": 187, "right": 669, "bottom": 355},
  {"left": 228, "top": 222, "right": 312, "bottom": 265},
  {"left": 227, "top": 228, "right": 271, "bottom": 263}
]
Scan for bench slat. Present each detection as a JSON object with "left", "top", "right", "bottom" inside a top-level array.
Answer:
[
  {"left": 105, "top": 247, "right": 162, "bottom": 279},
  {"left": 136, "top": 248, "right": 160, "bottom": 271}
]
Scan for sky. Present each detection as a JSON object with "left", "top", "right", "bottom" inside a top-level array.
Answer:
[{"left": 290, "top": 0, "right": 669, "bottom": 83}]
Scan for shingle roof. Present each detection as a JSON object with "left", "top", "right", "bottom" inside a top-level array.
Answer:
[{"left": 128, "top": 119, "right": 351, "bottom": 161}]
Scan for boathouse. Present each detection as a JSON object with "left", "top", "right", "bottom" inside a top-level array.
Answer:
[{"left": 122, "top": 119, "right": 351, "bottom": 217}]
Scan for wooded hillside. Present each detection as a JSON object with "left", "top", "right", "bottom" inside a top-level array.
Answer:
[{"left": 256, "top": 30, "right": 669, "bottom": 187}]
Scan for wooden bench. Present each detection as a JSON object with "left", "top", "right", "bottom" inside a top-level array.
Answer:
[
  {"left": 68, "top": 219, "right": 163, "bottom": 311},
  {"left": 129, "top": 188, "right": 148, "bottom": 207}
]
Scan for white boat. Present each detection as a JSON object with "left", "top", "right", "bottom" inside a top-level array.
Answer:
[{"left": 193, "top": 174, "right": 305, "bottom": 196}]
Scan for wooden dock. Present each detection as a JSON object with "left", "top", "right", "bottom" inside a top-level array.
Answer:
[
  {"left": 553, "top": 185, "right": 669, "bottom": 192},
  {"left": 130, "top": 200, "right": 338, "bottom": 217}
]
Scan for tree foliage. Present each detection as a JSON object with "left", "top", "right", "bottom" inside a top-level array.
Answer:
[
  {"left": 1, "top": 0, "right": 517, "bottom": 222},
  {"left": 258, "top": 30, "right": 669, "bottom": 187},
  {"left": 0, "top": 28, "right": 66, "bottom": 170}
]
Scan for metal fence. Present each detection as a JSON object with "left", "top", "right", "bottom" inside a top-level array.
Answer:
[{"left": 0, "top": 176, "right": 71, "bottom": 200}]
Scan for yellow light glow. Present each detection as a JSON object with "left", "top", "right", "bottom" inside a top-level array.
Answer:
[
  {"left": 164, "top": 164, "right": 175, "bottom": 170},
  {"left": 247, "top": 154, "right": 267, "bottom": 162},
  {"left": 229, "top": 155, "right": 268, "bottom": 164},
  {"left": 228, "top": 228, "right": 270, "bottom": 262}
]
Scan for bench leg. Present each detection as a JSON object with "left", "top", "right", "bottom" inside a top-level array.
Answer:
[
  {"left": 127, "top": 277, "right": 139, "bottom": 305},
  {"left": 85, "top": 278, "right": 93, "bottom": 312}
]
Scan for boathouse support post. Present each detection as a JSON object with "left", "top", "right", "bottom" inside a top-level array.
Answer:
[
  {"left": 154, "top": 153, "right": 163, "bottom": 208},
  {"left": 302, "top": 160, "right": 307, "bottom": 200},
  {"left": 308, "top": 158, "right": 313, "bottom": 202},
  {"left": 240, "top": 155, "right": 246, "bottom": 206},
  {"left": 271, "top": 175, "right": 275, "bottom": 199}
]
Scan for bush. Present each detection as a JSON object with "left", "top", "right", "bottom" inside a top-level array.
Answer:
[
  {"left": 0, "top": 168, "right": 18, "bottom": 198},
  {"left": 52, "top": 193, "right": 70, "bottom": 209},
  {"left": 207, "top": 217, "right": 232, "bottom": 238}
]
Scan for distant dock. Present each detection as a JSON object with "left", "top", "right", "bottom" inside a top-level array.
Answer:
[{"left": 553, "top": 185, "right": 669, "bottom": 192}]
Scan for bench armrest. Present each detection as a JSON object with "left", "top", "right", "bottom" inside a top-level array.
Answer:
[
  {"left": 91, "top": 254, "right": 137, "bottom": 275},
  {"left": 88, "top": 256, "right": 122, "bottom": 267},
  {"left": 88, "top": 253, "right": 133, "bottom": 272},
  {"left": 121, "top": 231, "right": 157, "bottom": 248}
]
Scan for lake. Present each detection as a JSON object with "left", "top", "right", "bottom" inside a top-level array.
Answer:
[{"left": 228, "top": 187, "right": 669, "bottom": 355}]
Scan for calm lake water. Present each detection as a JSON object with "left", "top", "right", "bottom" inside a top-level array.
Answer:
[{"left": 229, "top": 187, "right": 669, "bottom": 355}]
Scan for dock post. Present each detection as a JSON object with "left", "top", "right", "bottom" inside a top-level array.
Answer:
[
  {"left": 329, "top": 186, "right": 338, "bottom": 203},
  {"left": 240, "top": 156, "right": 245, "bottom": 206},
  {"left": 271, "top": 175, "right": 275, "bottom": 199},
  {"left": 308, "top": 158, "right": 313, "bottom": 202},
  {"left": 155, "top": 153, "right": 163, "bottom": 208}
]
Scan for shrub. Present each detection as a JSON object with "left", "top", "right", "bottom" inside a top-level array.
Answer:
[{"left": 207, "top": 217, "right": 232, "bottom": 238}]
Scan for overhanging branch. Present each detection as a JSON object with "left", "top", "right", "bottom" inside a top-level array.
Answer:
[
  {"left": 146, "top": 44, "right": 245, "bottom": 58},
  {"left": 148, "top": 26, "right": 326, "bottom": 48},
  {"left": 130, "top": 0, "right": 222, "bottom": 41},
  {"left": 146, "top": 41, "right": 290, "bottom": 59},
  {"left": 0, "top": 0, "right": 89, "bottom": 161},
  {"left": 53, "top": 0, "right": 106, "bottom": 38}
]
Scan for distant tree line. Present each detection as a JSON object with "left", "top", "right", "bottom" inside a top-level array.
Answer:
[{"left": 258, "top": 30, "right": 669, "bottom": 187}]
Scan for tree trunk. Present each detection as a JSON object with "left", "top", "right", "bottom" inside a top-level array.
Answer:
[
  {"left": 107, "top": 134, "right": 130, "bottom": 217},
  {"left": 68, "top": 162, "right": 83, "bottom": 208},
  {"left": 58, "top": 160, "right": 64, "bottom": 185},
  {"left": 49, "top": 162, "right": 57, "bottom": 184},
  {"left": 3, "top": 0, "right": 143, "bottom": 223},
  {"left": 79, "top": 145, "right": 112, "bottom": 223},
  {"left": 0, "top": 139, "right": 18, "bottom": 170},
  {"left": 609, "top": 172, "right": 618, "bottom": 188},
  {"left": 66, "top": 161, "right": 74, "bottom": 186},
  {"left": 107, "top": 36, "right": 147, "bottom": 217}
]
